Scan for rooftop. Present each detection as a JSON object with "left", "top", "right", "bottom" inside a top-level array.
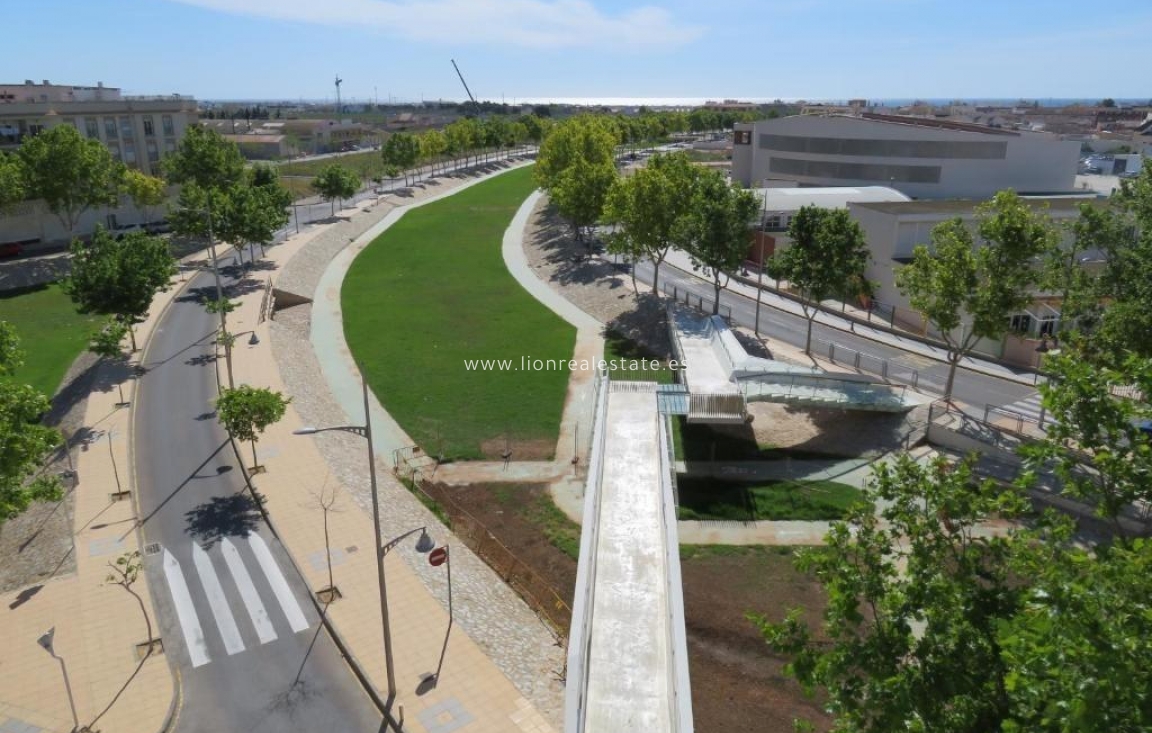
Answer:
[
  {"left": 755, "top": 185, "right": 911, "bottom": 212},
  {"left": 851, "top": 194, "right": 1100, "bottom": 215}
]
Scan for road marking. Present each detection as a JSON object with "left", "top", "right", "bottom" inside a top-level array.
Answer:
[
  {"left": 163, "top": 549, "right": 210, "bottom": 668},
  {"left": 221, "top": 537, "right": 278, "bottom": 645},
  {"left": 192, "top": 543, "right": 245, "bottom": 656},
  {"left": 247, "top": 533, "right": 310, "bottom": 634}
]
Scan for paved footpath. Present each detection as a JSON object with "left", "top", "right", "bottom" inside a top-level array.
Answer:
[
  {"left": 234, "top": 166, "right": 563, "bottom": 732},
  {"left": 0, "top": 262, "right": 198, "bottom": 733}
]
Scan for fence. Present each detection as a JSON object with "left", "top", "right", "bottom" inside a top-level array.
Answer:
[{"left": 659, "top": 280, "right": 733, "bottom": 320}]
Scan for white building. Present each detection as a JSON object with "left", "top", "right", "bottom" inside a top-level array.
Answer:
[{"left": 732, "top": 113, "right": 1081, "bottom": 199}]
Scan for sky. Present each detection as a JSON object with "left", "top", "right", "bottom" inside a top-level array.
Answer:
[{"left": 8, "top": 0, "right": 1151, "bottom": 103}]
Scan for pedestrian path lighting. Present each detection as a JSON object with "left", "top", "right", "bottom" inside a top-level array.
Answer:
[{"left": 293, "top": 373, "right": 400, "bottom": 708}]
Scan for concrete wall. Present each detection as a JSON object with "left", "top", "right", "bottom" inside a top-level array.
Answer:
[{"left": 0, "top": 191, "right": 172, "bottom": 245}]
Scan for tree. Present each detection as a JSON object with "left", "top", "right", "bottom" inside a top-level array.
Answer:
[
  {"left": 419, "top": 130, "right": 447, "bottom": 176},
  {"left": 381, "top": 132, "right": 420, "bottom": 186},
  {"left": 17, "top": 124, "right": 122, "bottom": 233},
  {"left": 218, "top": 183, "right": 289, "bottom": 263},
  {"left": 0, "top": 152, "right": 25, "bottom": 210},
  {"left": 767, "top": 206, "right": 872, "bottom": 354},
  {"left": 162, "top": 125, "right": 245, "bottom": 191},
  {"left": 63, "top": 227, "right": 177, "bottom": 350},
  {"left": 549, "top": 158, "right": 617, "bottom": 241},
  {"left": 604, "top": 152, "right": 699, "bottom": 293},
  {"left": 754, "top": 454, "right": 1028, "bottom": 733},
  {"left": 0, "top": 323, "right": 62, "bottom": 523},
  {"left": 215, "top": 385, "right": 290, "bottom": 472},
  {"left": 896, "top": 191, "right": 1057, "bottom": 400},
  {"left": 89, "top": 317, "right": 132, "bottom": 406},
  {"left": 122, "top": 169, "right": 166, "bottom": 225},
  {"left": 311, "top": 165, "right": 360, "bottom": 216},
  {"left": 1099, "top": 98, "right": 1117, "bottom": 108},
  {"left": 674, "top": 170, "right": 759, "bottom": 314},
  {"left": 534, "top": 115, "right": 618, "bottom": 192},
  {"left": 1019, "top": 351, "right": 1152, "bottom": 539}
]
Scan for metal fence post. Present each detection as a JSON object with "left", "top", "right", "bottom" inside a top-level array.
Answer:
[
  {"left": 854, "top": 352, "right": 861, "bottom": 370},
  {"left": 882, "top": 361, "right": 889, "bottom": 380},
  {"left": 828, "top": 343, "right": 836, "bottom": 362}
]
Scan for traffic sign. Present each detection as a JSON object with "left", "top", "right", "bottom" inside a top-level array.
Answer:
[{"left": 428, "top": 546, "right": 448, "bottom": 567}]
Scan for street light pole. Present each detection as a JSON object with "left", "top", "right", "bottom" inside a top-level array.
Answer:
[{"left": 204, "top": 199, "right": 234, "bottom": 389}]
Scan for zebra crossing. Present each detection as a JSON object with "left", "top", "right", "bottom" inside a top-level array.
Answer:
[{"left": 160, "top": 533, "right": 311, "bottom": 668}]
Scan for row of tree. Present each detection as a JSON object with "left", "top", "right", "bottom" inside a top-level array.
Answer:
[{"left": 755, "top": 164, "right": 1152, "bottom": 732}]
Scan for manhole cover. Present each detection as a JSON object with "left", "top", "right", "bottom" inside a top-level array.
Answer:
[{"left": 144, "top": 543, "right": 161, "bottom": 556}]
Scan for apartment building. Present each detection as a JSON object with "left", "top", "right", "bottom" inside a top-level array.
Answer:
[{"left": 0, "top": 79, "right": 198, "bottom": 177}]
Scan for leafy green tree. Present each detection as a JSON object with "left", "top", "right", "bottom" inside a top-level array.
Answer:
[
  {"left": 162, "top": 125, "right": 245, "bottom": 191},
  {"left": 215, "top": 385, "right": 290, "bottom": 471},
  {"left": 896, "top": 191, "right": 1057, "bottom": 400},
  {"left": 17, "top": 124, "right": 123, "bottom": 233},
  {"left": 0, "top": 153, "right": 25, "bottom": 210},
  {"left": 0, "top": 323, "right": 62, "bottom": 523},
  {"left": 1020, "top": 351, "right": 1152, "bottom": 539},
  {"left": 63, "top": 227, "right": 176, "bottom": 350},
  {"left": 419, "top": 130, "right": 447, "bottom": 175},
  {"left": 534, "top": 115, "right": 618, "bottom": 192},
  {"left": 218, "top": 183, "right": 289, "bottom": 263},
  {"left": 674, "top": 170, "right": 759, "bottom": 314},
  {"left": 755, "top": 454, "right": 1027, "bottom": 733},
  {"left": 122, "top": 169, "right": 167, "bottom": 225},
  {"left": 767, "top": 206, "right": 872, "bottom": 354},
  {"left": 549, "top": 159, "right": 617, "bottom": 241},
  {"left": 603, "top": 152, "right": 699, "bottom": 293},
  {"left": 444, "top": 118, "right": 479, "bottom": 167},
  {"left": 88, "top": 317, "right": 131, "bottom": 405},
  {"left": 381, "top": 132, "right": 420, "bottom": 186},
  {"left": 311, "top": 164, "right": 360, "bottom": 216}
]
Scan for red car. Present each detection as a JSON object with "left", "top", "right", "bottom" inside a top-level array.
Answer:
[{"left": 0, "top": 242, "right": 23, "bottom": 258}]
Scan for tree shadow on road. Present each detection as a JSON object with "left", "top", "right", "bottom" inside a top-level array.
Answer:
[{"left": 184, "top": 490, "right": 265, "bottom": 549}]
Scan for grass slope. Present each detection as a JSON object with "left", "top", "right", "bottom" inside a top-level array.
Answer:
[
  {"left": 343, "top": 166, "right": 575, "bottom": 459},
  {"left": 676, "top": 476, "right": 863, "bottom": 521},
  {"left": 0, "top": 283, "right": 99, "bottom": 396}
]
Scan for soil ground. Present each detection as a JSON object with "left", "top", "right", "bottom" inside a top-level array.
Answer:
[{"left": 424, "top": 481, "right": 832, "bottom": 733}]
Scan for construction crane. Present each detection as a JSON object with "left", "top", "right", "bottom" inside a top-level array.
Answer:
[{"left": 450, "top": 59, "right": 479, "bottom": 116}]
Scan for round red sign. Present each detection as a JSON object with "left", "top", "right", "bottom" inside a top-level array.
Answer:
[{"left": 428, "top": 546, "right": 448, "bottom": 567}]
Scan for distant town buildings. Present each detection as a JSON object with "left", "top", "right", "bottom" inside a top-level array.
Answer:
[{"left": 732, "top": 113, "right": 1082, "bottom": 199}]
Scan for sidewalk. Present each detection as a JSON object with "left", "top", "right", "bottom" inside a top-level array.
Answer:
[
  {"left": 0, "top": 265, "right": 195, "bottom": 733},
  {"left": 661, "top": 249, "right": 1040, "bottom": 387},
  {"left": 227, "top": 170, "right": 564, "bottom": 731}
]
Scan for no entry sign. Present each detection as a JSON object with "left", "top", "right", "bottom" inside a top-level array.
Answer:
[{"left": 428, "top": 546, "right": 448, "bottom": 567}]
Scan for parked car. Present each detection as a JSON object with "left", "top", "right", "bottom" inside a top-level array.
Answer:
[{"left": 0, "top": 242, "right": 23, "bottom": 258}]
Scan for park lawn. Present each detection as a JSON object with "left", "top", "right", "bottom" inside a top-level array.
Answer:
[
  {"left": 0, "top": 283, "right": 100, "bottom": 396},
  {"left": 343, "top": 165, "right": 576, "bottom": 460},
  {"left": 278, "top": 151, "right": 384, "bottom": 179},
  {"left": 676, "top": 475, "right": 864, "bottom": 521},
  {"left": 602, "top": 329, "right": 677, "bottom": 384}
]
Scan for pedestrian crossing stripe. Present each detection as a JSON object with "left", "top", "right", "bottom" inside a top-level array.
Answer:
[{"left": 159, "top": 536, "right": 310, "bottom": 668}]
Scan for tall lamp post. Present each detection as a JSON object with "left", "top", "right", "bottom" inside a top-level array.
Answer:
[{"left": 293, "top": 374, "right": 398, "bottom": 707}]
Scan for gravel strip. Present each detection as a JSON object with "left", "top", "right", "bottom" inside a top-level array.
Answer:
[{"left": 270, "top": 165, "right": 566, "bottom": 728}]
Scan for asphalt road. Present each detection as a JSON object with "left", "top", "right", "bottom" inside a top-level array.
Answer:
[
  {"left": 635, "top": 261, "right": 1038, "bottom": 412},
  {"left": 133, "top": 254, "right": 385, "bottom": 733}
]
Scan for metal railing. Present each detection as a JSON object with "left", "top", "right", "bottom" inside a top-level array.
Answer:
[{"left": 659, "top": 280, "right": 733, "bottom": 320}]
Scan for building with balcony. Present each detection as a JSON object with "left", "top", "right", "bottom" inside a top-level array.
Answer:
[
  {"left": 0, "top": 80, "right": 197, "bottom": 245},
  {"left": 0, "top": 79, "right": 198, "bottom": 177},
  {"left": 732, "top": 113, "right": 1081, "bottom": 199}
]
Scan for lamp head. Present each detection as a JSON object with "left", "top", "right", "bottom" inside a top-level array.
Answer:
[
  {"left": 414, "top": 528, "right": 435, "bottom": 553},
  {"left": 293, "top": 427, "right": 319, "bottom": 435}
]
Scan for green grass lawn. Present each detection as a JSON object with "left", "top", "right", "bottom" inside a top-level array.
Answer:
[
  {"left": 0, "top": 283, "right": 100, "bottom": 396},
  {"left": 676, "top": 475, "right": 864, "bottom": 521},
  {"left": 278, "top": 150, "right": 385, "bottom": 179},
  {"left": 343, "top": 165, "right": 576, "bottom": 460},
  {"left": 603, "top": 329, "right": 677, "bottom": 384}
]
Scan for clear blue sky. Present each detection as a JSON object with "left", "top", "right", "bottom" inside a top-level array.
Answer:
[{"left": 9, "top": 0, "right": 1150, "bottom": 102}]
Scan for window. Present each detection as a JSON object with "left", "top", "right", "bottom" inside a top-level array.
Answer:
[
  {"left": 85, "top": 117, "right": 99, "bottom": 138},
  {"left": 164, "top": 139, "right": 176, "bottom": 155},
  {"left": 104, "top": 117, "right": 118, "bottom": 139},
  {"left": 27, "top": 123, "right": 45, "bottom": 136},
  {"left": 768, "top": 156, "right": 942, "bottom": 184},
  {"left": 123, "top": 139, "right": 137, "bottom": 164},
  {"left": 759, "top": 134, "right": 1008, "bottom": 160},
  {"left": 142, "top": 116, "right": 155, "bottom": 137},
  {"left": 119, "top": 116, "right": 134, "bottom": 140},
  {"left": 162, "top": 115, "right": 174, "bottom": 136},
  {"left": 146, "top": 139, "right": 159, "bottom": 163},
  {"left": 107, "top": 142, "right": 122, "bottom": 161},
  {"left": 763, "top": 214, "right": 784, "bottom": 230},
  {"left": 734, "top": 130, "right": 752, "bottom": 145},
  {"left": 1008, "top": 314, "right": 1032, "bottom": 334}
]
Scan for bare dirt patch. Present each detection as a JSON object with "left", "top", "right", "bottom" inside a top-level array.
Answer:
[
  {"left": 750, "top": 402, "right": 930, "bottom": 457},
  {"left": 423, "top": 481, "right": 831, "bottom": 732},
  {"left": 477, "top": 438, "right": 555, "bottom": 461}
]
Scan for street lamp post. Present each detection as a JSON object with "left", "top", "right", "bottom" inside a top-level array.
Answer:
[
  {"left": 293, "top": 374, "right": 399, "bottom": 707},
  {"left": 38, "top": 628, "right": 80, "bottom": 733}
]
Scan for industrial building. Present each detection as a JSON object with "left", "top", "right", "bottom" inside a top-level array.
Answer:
[{"left": 732, "top": 113, "right": 1082, "bottom": 199}]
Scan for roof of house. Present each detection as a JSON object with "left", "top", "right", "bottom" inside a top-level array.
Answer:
[{"left": 754, "top": 186, "right": 911, "bottom": 212}]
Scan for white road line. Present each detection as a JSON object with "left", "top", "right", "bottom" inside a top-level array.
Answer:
[
  {"left": 221, "top": 537, "right": 278, "bottom": 645},
  {"left": 247, "top": 533, "right": 310, "bottom": 634},
  {"left": 162, "top": 549, "right": 211, "bottom": 668},
  {"left": 192, "top": 543, "right": 245, "bottom": 656}
]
